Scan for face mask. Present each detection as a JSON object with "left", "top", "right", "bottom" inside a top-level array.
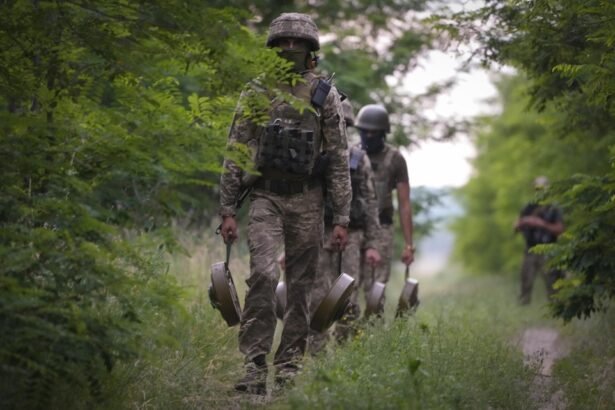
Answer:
[
  {"left": 278, "top": 48, "right": 309, "bottom": 73},
  {"left": 360, "top": 130, "right": 385, "bottom": 154}
]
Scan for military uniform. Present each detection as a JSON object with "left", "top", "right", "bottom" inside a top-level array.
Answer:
[
  {"left": 360, "top": 143, "right": 409, "bottom": 290},
  {"left": 518, "top": 203, "right": 564, "bottom": 304},
  {"left": 219, "top": 13, "right": 351, "bottom": 394},
  {"left": 308, "top": 142, "right": 380, "bottom": 353}
]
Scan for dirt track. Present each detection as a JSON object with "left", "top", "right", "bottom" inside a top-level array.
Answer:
[{"left": 520, "top": 327, "right": 569, "bottom": 410}]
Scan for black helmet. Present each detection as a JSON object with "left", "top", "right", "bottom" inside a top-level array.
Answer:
[
  {"left": 355, "top": 104, "right": 390, "bottom": 133},
  {"left": 266, "top": 13, "right": 320, "bottom": 51}
]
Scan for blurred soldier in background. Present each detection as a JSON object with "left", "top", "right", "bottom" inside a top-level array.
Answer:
[
  {"left": 355, "top": 104, "right": 415, "bottom": 307},
  {"left": 514, "top": 176, "right": 565, "bottom": 305},
  {"left": 308, "top": 99, "right": 381, "bottom": 354},
  {"left": 218, "top": 13, "right": 351, "bottom": 395}
]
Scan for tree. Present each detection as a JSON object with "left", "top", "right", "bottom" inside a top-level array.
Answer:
[
  {"left": 0, "top": 1, "right": 287, "bottom": 405},
  {"left": 442, "top": 0, "right": 615, "bottom": 320}
]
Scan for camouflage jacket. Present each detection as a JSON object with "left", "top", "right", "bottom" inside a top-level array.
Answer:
[
  {"left": 219, "top": 71, "right": 351, "bottom": 226},
  {"left": 352, "top": 149, "right": 380, "bottom": 250}
]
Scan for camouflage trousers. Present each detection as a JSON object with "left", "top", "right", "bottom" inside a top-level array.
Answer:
[
  {"left": 239, "top": 186, "right": 323, "bottom": 366},
  {"left": 308, "top": 228, "right": 363, "bottom": 354},
  {"left": 360, "top": 223, "right": 394, "bottom": 292},
  {"left": 519, "top": 249, "right": 564, "bottom": 304}
]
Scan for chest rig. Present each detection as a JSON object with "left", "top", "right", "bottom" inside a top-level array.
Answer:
[{"left": 257, "top": 73, "right": 324, "bottom": 179}]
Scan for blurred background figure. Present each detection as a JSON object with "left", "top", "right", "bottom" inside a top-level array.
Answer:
[{"left": 514, "top": 176, "right": 565, "bottom": 305}]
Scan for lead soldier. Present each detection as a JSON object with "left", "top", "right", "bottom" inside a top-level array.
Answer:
[{"left": 218, "top": 13, "right": 351, "bottom": 395}]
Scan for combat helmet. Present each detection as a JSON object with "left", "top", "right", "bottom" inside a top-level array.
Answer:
[
  {"left": 266, "top": 13, "right": 320, "bottom": 51},
  {"left": 341, "top": 99, "right": 355, "bottom": 127},
  {"left": 355, "top": 104, "right": 390, "bottom": 133}
]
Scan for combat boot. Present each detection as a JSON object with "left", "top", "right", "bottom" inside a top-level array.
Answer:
[
  {"left": 274, "top": 362, "right": 300, "bottom": 390},
  {"left": 234, "top": 355, "right": 268, "bottom": 396}
]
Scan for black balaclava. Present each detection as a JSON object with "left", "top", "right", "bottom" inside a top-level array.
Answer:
[
  {"left": 278, "top": 44, "right": 310, "bottom": 73},
  {"left": 360, "top": 130, "right": 386, "bottom": 154}
]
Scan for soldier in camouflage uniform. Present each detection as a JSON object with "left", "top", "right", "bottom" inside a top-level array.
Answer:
[
  {"left": 355, "top": 105, "right": 415, "bottom": 303},
  {"left": 308, "top": 99, "right": 381, "bottom": 354},
  {"left": 218, "top": 13, "right": 351, "bottom": 395},
  {"left": 514, "top": 176, "right": 565, "bottom": 304}
]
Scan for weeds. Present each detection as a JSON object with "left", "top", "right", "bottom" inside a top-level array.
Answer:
[{"left": 81, "top": 232, "right": 613, "bottom": 410}]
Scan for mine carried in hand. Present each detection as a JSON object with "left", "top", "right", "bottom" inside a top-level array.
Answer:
[
  {"left": 208, "top": 243, "right": 242, "bottom": 327},
  {"left": 396, "top": 265, "right": 419, "bottom": 317},
  {"left": 310, "top": 251, "right": 355, "bottom": 332},
  {"left": 364, "top": 266, "right": 386, "bottom": 317}
]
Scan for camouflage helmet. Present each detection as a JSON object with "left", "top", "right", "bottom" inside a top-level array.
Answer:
[
  {"left": 355, "top": 104, "right": 390, "bottom": 133},
  {"left": 266, "top": 13, "right": 320, "bottom": 51},
  {"left": 341, "top": 99, "right": 355, "bottom": 126}
]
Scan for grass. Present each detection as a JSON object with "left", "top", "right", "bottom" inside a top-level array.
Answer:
[
  {"left": 551, "top": 308, "right": 615, "bottom": 409},
  {"left": 85, "top": 231, "right": 614, "bottom": 410},
  {"left": 280, "top": 270, "right": 542, "bottom": 409}
]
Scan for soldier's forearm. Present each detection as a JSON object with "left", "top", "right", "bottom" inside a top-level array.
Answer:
[
  {"left": 326, "top": 149, "right": 351, "bottom": 226},
  {"left": 219, "top": 160, "right": 242, "bottom": 217},
  {"left": 399, "top": 200, "right": 413, "bottom": 247}
]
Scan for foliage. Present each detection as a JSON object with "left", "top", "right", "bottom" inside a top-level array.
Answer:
[
  {"left": 211, "top": 0, "right": 461, "bottom": 144},
  {"left": 545, "top": 170, "right": 615, "bottom": 321},
  {"left": 441, "top": 0, "right": 615, "bottom": 320},
  {"left": 552, "top": 308, "right": 615, "bottom": 409},
  {"left": 283, "top": 275, "right": 537, "bottom": 409},
  {"left": 452, "top": 75, "right": 615, "bottom": 275},
  {"left": 0, "top": 1, "right": 290, "bottom": 406}
]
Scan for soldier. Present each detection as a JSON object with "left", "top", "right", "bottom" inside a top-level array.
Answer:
[
  {"left": 514, "top": 176, "right": 565, "bottom": 304},
  {"left": 308, "top": 99, "right": 381, "bottom": 354},
  {"left": 355, "top": 104, "right": 415, "bottom": 304},
  {"left": 218, "top": 13, "right": 351, "bottom": 395}
]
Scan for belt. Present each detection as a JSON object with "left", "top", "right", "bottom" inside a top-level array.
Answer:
[{"left": 254, "top": 178, "right": 321, "bottom": 195}]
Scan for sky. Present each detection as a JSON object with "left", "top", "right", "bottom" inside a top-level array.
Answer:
[{"left": 400, "top": 50, "right": 500, "bottom": 188}]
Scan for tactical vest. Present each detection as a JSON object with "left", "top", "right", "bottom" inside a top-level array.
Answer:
[
  {"left": 257, "top": 73, "right": 323, "bottom": 178},
  {"left": 521, "top": 204, "right": 561, "bottom": 248},
  {"left": 324, "top": 146, "right": 367, "bottom": 228},
  {"left": 368, "top": 144, "right": 396, "bottom": 224}
]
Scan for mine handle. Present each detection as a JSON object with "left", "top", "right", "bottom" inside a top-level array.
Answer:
[
  {"left": 405, "top": 264, "right": 410, "bottom": 281},
  {"left": 338, "top": 250, "right": 343, "bottom": 276},
  {"left": 225, "top": 242, "right": 232, "bottom": 270}
]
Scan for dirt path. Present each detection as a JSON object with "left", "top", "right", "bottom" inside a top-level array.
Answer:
[{"left": 520, "top": 327, "right": 569, "bottom": 410}]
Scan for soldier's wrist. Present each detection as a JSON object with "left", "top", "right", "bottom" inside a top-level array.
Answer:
[
  {"left": 219, "top": 206, "right": 236, "bottom": 219},
  {"left": 332, "top": 215, "right": 350, "bottom": 227},
  {"left": 405, "top": 243, "right": 415, "bottom": 252}
]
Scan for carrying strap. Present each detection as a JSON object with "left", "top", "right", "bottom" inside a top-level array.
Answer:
[
  {"left": 405, "top": 264, "right": 410, "bottom": 281},
  {"left": 225, "top": 242, "right": 232, "bottom": 271}
]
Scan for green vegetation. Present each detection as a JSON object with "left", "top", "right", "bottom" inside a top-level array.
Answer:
[
  {"left": 0, "top": 1, "right": 286, "bottom": 406},
  {"left": 286, "top": 274, "right": 537, "bottom": 410},
  {"left": 2, "top": 0, "right": 614, "bottom": 407},
  {"left": 553, "top": 309, "right": 615, "bottom": 409},
  {"left": 443, "top": 0, "right": 615, "bottom": 321},
  {"left": 95, "top": 244, "right": 612, "bottom": 409}
]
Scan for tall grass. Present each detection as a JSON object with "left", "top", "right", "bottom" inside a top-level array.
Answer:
[
  {"left": 280, "top": 273, "right": 542, "bottom": 409},
  {"left": 551, "top": 308, "right": 615, "bottom": 409},
  {"left": 93, "top": 228, "right": 257, "bottom": 409},
  {"left": 79, "top": 231, "right": 613, "bottom": 410}
]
